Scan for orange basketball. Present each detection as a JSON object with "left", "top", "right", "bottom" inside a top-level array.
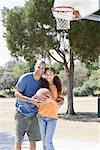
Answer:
[{"left": 35, "top": 88, "right": 52, "bottom": 101}]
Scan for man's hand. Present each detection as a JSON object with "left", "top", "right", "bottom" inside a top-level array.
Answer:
[
  {"left": 32, "top": 100, "right": 40, "bottom": 107},
  {"left": 31, "top": 96, "right": 41, "bottom": 107},
  {"left": 57, "top": 97, "right": 64, "bottom": 107}
]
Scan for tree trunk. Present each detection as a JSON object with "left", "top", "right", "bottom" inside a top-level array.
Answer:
[{"left": 65, "top": 51, "right": 76, "bottom": 115}]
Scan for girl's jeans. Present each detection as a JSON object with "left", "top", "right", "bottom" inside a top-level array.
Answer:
[{"left": 38, "top": 116, "right": 57, "bottom": 150}]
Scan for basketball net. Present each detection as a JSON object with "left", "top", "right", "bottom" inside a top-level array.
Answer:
[
  {"left": 52, "top": 6, "right": 79, "bottom": 51},
  {"left": 52, "top": 6, "right": 80, "bottom": 30},
  {"left": 56, "top": 18, "right": 70, "bottom": 30}
]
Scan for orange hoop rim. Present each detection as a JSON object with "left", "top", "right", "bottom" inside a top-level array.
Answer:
[
  {"left": 52, "top": 6, "right": 75, "bottom": 13},
  {"left": 52, "top": 6, "right": 80, "bottom": 20}
]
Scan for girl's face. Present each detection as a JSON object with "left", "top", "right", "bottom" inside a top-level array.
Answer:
[{"left": 44, "top": 69, "right": 55, "bottom": 83}]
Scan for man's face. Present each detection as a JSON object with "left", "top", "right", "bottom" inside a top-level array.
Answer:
[{"left": 34, "top": 62, "right": 46, "bottom": 76}]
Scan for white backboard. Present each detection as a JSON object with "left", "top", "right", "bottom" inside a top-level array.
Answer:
[{"left": 53, "top": 0, "right": 100, "bottom": 19}]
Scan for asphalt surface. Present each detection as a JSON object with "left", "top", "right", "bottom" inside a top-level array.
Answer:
[{"left": 0, "top": 132, "right": 99, "bottom": 150}]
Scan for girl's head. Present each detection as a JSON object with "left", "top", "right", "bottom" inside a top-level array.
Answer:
[
  {"left": 42, "top": 67, "right": 62, "bottom": 95},
  {"left": 44, "top": 67, "right": 55, "bottom": 83}
]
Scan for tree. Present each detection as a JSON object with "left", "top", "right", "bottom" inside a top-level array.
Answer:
[{"left": 2, "top": 0, "right": 100, "bottom": 114}]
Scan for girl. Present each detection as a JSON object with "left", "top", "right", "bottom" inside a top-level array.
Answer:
[{"left": 38, "top": 67, "right": 63, "bottom": 150}]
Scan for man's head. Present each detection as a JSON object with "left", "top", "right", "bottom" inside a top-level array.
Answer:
[{"left": 34, "top": 60, "right": 46, "bottom": 76}]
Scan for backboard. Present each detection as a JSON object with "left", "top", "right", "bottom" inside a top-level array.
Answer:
[{"left": 53, "top": 0, "right": 100, "bottom": 19}]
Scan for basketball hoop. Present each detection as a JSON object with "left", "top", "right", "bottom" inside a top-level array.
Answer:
[{"left": 52, "top": 6, "right": 80, "bottom": 30}]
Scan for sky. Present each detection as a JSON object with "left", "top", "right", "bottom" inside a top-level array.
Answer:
[{"left": 0, "top": 0, "right": 27, "bottom": 66}]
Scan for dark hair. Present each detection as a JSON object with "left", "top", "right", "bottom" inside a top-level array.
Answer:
[
  {"left": 44, "top": 67, "right": 56, "bottom": 74},
  {"left": 41, "top": 67, "right": 62, "bottom": 96}
]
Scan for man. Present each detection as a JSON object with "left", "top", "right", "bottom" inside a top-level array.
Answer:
[{"left": 14, "top": 60, "right": 46, "bottom": 150}]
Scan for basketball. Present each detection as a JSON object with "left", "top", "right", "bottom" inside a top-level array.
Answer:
[{"left": 35, "top": 88, "right": 52, "bottom": 101}]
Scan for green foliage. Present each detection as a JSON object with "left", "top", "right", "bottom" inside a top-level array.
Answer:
[
  {"left": 2, "top": 0, "right": 54, "bottom": 63},
  {"left": 86, "top": 60, "right": 99, "bottom": 71},
  {"left": 52, "top": 62, "right": 64, "bottom": 73},
  {"left": 4, "top": 60, "right": 16, "bottom": 72},
  {"left": 74, "top": 74, "right": 100, "bottom": 96},
  {"left": 58, "top": 63, "right": 100, "bottom": 96},
  {"left": 2, "top": 7, "right": 27, "bottom": 57},
  {"left": 74, "top": 87, "right": 89, "bottom": 97},
  {"left": 2, "top": 60, "right": 30, "bottom": 77},
  {"left": 3, "top": 88, "right": 15, "bottom": 97},
  {"left": 0, "top": 72, "right": 18, "bottom": 90},
  {"left": 74, "top": 68, "right": 100, "bottom": 96},
  {"left": 89, "top": 69, "right": 100, "bottom": 81},
  {"left": 69, "top": 13, "right": 100, "bottom": 62},
  {"left": 12, "top": 61, "right": 30, "bottom": 76},
  {"left": 0, "top": 61, "right": 30, "bottom": 96},
  {"left": 1, "top": 0, "right": 100, "bottom": 106},
  {"left": 2, "top": 0, "right": 99, "bottom": 64}
]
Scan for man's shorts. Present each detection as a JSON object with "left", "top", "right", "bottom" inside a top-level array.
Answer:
[{"left": 15, "top": 111, "right": 41, "bottom": 143}]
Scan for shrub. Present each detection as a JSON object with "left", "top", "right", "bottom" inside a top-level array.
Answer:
[
  {"left": 74, "top": 79, "right": 100, "bottom": 96},
  {"left": 74, "top": 87, "right": 81, "bottom": 96}
]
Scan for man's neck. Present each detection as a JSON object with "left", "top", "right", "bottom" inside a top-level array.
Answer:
[{"left": 33, "top": 72, "right": 41, "bottom": 80}]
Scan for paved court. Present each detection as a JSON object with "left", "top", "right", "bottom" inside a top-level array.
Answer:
[
  {"left": 0, "top": 98, "right": 99, "bottom": 150},
  {"left": 0, "top": 132, "right": 99, "bottom": 150},
  {"left": 24, "top": 139, "right": 99, "bottom": 150}
]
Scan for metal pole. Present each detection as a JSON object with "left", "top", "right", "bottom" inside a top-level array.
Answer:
[{"left": 98, "top": 96, "right": 100, "bottom": 117}]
